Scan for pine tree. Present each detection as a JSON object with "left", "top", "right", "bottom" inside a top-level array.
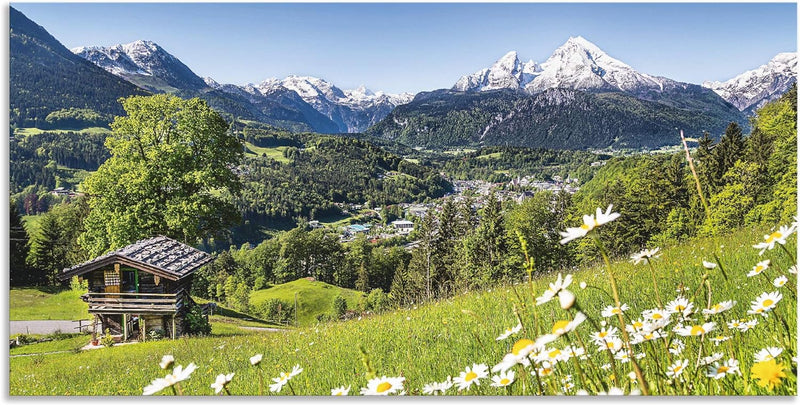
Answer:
[
  {"left": 713, "top": 122, "right": 745, "bottom": 186},
  {"left": 10, "top": 202, "right": 30, "bottom": 286},
  {"left": 26, "top": 212, "right": 65, "bottom": 285}
]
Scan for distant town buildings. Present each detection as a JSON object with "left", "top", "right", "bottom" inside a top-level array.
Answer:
[{"left": 391, "top": 219, "right": 414, "bottom": 235}]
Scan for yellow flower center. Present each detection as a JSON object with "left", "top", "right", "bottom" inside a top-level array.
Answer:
[
  {"left": 644, "top": 333, "right": 654, "bottom": 340},
  {"left": 763, "top": 299, "right": 774, "bottom": 307},
  {"left": 652, "top": 313, "right": 663, "bottom": 320},
  {"left": 612, "top": 308, "right": 621, "bottom": 314},
  {"left": 500, "top": 378, "right": 510, "bottom": 385},
  {"left": 676, "top": 305, "right": 686, "bottom": 311},
  {"left": 464, "top": 372, "right": 478, "bottom": 382},
  {"left": 755, "top": 266, "right": 764, "bottom": 273},
  {"left": 712, "top": 304, "right": 722, "bottom": 312},
  {"left": 334, "top": 391, "right": 344, "bottom": 396},
  {"left": 717, "top": 366, "right": 729, "bottom": 374},
  {"left": 606, "top": 341, "right": 616, "bottom": 349},
  {"left": 767, "top": 232, "right": 783, "bottom": 243},
  {"left": 598, "top": 331, "right": 608, "bottom": 338},
  {"left": 548, "top": 349, "right": 562, "bottom": 359},
  {"left": 376, "top": 382, "right": 393, "bottom": 393},
  {"left": 552, "top": 320, "right": 570, "bottom": 334},
  {"left": 690, "top": 325, "right": 706, "bottom": 335},
  {"left": 633, "top": 321, "right": 643, "bottom": 329},
  {"left": 580, "top": 223, "right": 591, "bottom": 231},
  {"left": 541, "top": 368, "right": 552, "bottom": 376},
  {"left": 512, "top": 339, "right": 534, "bottom": 356},
  {"left": 673, "top": 366, "right": 683, "bottom": 373}
]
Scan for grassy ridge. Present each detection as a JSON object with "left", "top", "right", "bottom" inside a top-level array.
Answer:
[
  {"left": 9, "top": 226, "right": 796, "bottom": 395},
  {"left": 249, "top": 278, "right": 365, "bottom": 326},
  {"left": 9, "top": 288, "right": 90, "bottom": 321}
]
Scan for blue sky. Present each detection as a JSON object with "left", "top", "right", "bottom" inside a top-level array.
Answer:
[{"left": 12, "top": 3, "right": 797, "bottom": 94}]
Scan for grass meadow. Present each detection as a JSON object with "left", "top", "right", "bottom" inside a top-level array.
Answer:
[{"left": 9, "top": 223, "right": 797, "bottom": 396}]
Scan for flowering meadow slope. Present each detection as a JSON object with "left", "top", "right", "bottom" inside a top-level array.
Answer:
[{"left": 9, "top": 223, "right": 796, "bottom": 396}]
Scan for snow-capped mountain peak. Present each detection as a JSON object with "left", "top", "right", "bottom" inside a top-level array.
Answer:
[
  {"left": 72, "top": 39, "right": 207, "bottom": 91},
  {"left": 453, "top": 50, "right": 538, "bottom": 92},
  {"left": 453, "top": 36, "right": 668, "bottom": 95},
  {"left": 526, "top": 36, "right": 665, "bottom": 93},
  {"left": 703, "top": 52, "right": 797, "bottom": 112}
]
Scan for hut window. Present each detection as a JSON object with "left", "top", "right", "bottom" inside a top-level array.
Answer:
[{"left": 104, "top": 269, "right": 120, "bottom": 286}]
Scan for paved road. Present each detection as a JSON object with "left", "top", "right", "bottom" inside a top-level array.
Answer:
[{"left": 10, "top": 320, "right": 90, "bottom": 335}]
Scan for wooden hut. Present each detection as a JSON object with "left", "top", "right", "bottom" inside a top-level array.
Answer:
[{"left": 58, "top": 236, "right": 212, "bottom": 341}]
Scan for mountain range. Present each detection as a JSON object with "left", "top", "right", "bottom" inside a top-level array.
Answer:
[
  {"left": 10, "top": 7, "right": 797, "bottom": 150},
  {"left": 71, "top": 40, "right": 412, "bottom": 133},
  {"left": 703, "top": 52, "right": 797, "bottom": 115}
]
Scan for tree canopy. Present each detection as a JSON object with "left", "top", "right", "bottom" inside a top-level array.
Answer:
[{"left": 79, "top": 94, "right": 243, "bottom": 256}]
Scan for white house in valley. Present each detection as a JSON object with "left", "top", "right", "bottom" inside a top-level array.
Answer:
[{"left": 391, "top": 219, "right": 414, "bottom": 235}]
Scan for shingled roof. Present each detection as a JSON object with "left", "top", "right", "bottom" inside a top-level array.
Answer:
[{"left": 59, "top": 236, "right": 213, "bottom": 281}]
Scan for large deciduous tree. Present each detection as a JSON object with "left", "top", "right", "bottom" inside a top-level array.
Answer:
[{"left": 79, "top": 95, "right": 243, "bottom": 256}]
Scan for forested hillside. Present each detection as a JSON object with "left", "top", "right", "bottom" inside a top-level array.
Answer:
[
  {"left": 9, "top": 8, "right": 148, "bottom": 128},
  {"left": 368, "top": 88, "right": 747, "bottom": 150}
]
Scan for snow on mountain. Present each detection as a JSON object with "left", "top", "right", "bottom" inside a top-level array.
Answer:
[
  {"left": 703, "top": 52, "right": 797, "bottom": 112},
  {"left": 72, "top": 40, "right": 207, "bottom": 91},
  {"left": 211, "top": 75, "right": 413, "bottom": 132},
  {"left": 453, "top": 36, "right": 670, "bottom": 95},
  {"left": 453, "top": 51, "right": 538, "bottom": 92}
]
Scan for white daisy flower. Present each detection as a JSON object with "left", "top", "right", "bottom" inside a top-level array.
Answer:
[
  {"left": 747, "top": 260, "right": 771, "bottom": 277},
  {"left": 748, "top": 291, "right": 782, "bottom": 316},
  {"left": 773, "top": 276, "right": 788, "bottom": 288},
  {"left": 492, "top": 339, "right": 539, "bottom": 373},
  {"left": 631, "top": 247, "right": 661, "bottom": 265},
  {"left": 669, "top": 339, "right": 685, "bottom": 356},
  {"left": 331, "top": 385, "right": 351, "bottom": 396},
  {"left": 754, "top": 347, "right": 784, "bottom": 362},
  {"left": 666, "top": 359, "right": 689, "bottom": 379},
  {"left": 702, "top": 300, "right": 736, "bottom": 315},
  {"left": 590, "top": 326, "right": 619, "bottom": 344},
  {"left": 210, "top": 373, "right": 234, "bottom": 394},
  {"left": 496, "top": 323, "right": 522, "bottom": 341},
  {"left": 737, "top": 319, "right": 759, "bottom": 332},
  {"left": 490, "top": 370, "right": 515, "bottom": 387},
  {"left": 675, "top": 322, "right": 716, "bottom": 337},
  {"left": 706, "top": 359, "right": 740, "bottom": 379},
  {"left": 422, "top": 377, "right": 452, "bottom": 395},
  {"left": 703, "top": 260, "right": 717, "bottom": 269},
  {"left": 559, "top": 205, "right": 620, "bottom": 244},
  {"left": 710, "top": 335, "right": 731, "bottom": 346},
  {"left": 143, "top": 363, "right": 197, "bottom": 395},
  {"left": 159, "top": 355, "right": 175, "bottom": 370},
  {"left": 360, "top": 376, "right": 405, "bottom": 396},
  {"left": 454, "top": 364, "right": 489, "bottom": 391},
  {"left": 753, "top": 225, "right": 795, "bottom": 255},
  {"left": 536, "top": 273, "right": 573, "bottom": 305},
  {"left": 700, "top": 352, "right": 724, "bottom": 366},
  {"left": 601, "top": 304, "right": 630, "bottom": 318},
  {"left": 250, "top": 354, "right": 263, "bottom": 366},
  {"left": 666, "top": 297, "right": 694, "bottom": 317}
]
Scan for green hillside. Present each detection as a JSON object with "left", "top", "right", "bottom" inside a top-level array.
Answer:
[
  {"left": 9, "top": 225, "right": 796, "bottom": 395},
  {"left": 250, "top": 278, "right": 365, "bottom": 326}
]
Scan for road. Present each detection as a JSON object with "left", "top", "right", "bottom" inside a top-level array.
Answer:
[{"left": 10, "top": 320, "right": 90, "bottom": 335}]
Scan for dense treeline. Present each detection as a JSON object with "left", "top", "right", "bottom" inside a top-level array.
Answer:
[
  {"left": 10, "top": 130, "right": 109, "bottom": 194},
  {"left": 435, "top": 146, "right": 607, "bottom": 183},
  {"left": 235, "top": 130, "right": 451, "bottom": 228}
]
